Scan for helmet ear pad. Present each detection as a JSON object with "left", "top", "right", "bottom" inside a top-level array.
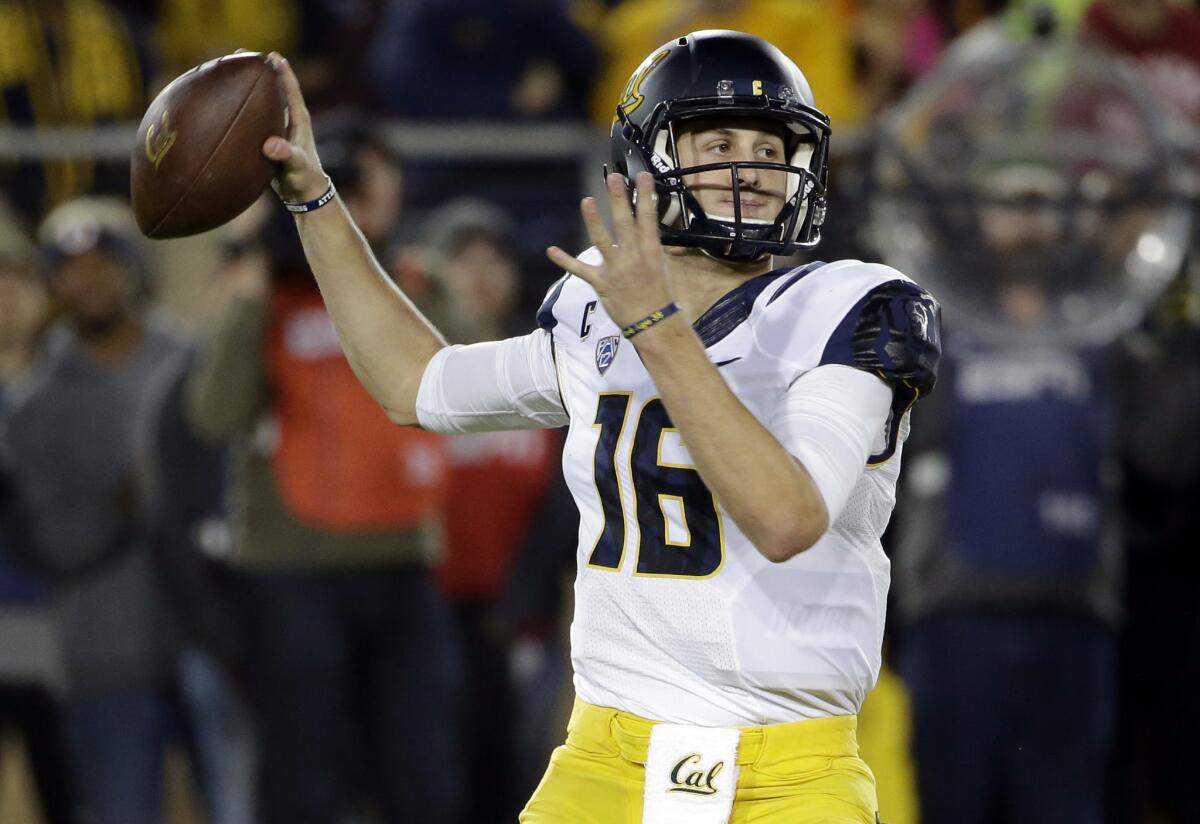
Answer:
[
  {"left": 650, "top": 125, "right": 683, "bottom": 227},
  {"left": 614, "top": 110, "right": 683, "bottom": 228}
]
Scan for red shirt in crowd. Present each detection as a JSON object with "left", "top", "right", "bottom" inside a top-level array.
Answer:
[
  {"left": 1084, "top": 1, "right": 1200, "bottom": 125},
  {"left": 437, "top": 428, "right": 558, "bottom": 601}
]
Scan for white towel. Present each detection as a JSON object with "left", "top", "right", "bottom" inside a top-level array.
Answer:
[{"left": 642, "top": 723, "right": 742, "bottom": 824}]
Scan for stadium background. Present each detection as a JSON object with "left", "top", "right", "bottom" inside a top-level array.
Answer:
[{"left": 1, "top": 1, "right": 1198, "bottom": 823}]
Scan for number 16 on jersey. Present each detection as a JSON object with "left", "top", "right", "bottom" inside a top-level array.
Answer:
[{"left": 588, "top": 393, "right": 726, "bottom": 579}]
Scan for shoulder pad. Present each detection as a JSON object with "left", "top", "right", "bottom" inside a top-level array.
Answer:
[
  {"left": 534, "top": 248, "right": 603, "bottom": 333},
  {"left": 752, "top": 260, "right": 926, "bottom": 373},
  {"left": 820, "top": 278, "right": 942, "bottom": 396},
  {"left": 536, "top": 275, "right": 570, "bottom": 331},
  {"left": 821, "top": 278, "right": 942, "bottom": 464}
]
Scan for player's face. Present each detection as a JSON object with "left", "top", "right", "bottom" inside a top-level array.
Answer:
[{"left": 675, "top": 119, "right": 789, "bottom": 223}]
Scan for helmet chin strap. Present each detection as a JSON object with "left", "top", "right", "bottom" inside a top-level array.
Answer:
[
  {"left": 697, "top": 245, "right": 772, "bottom": 265},
  {"left": 669, "top": 241, "right": 771, "bottom": 267}
]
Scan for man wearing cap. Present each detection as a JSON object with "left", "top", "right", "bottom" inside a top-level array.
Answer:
[
  {"left": 0, "top": 229, "right": 75, "bottom": 824},
  {"left": 2, "top": 198, "right": 185, "bottom": 824}
]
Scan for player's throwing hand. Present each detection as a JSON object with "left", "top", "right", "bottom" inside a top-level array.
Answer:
[
  {"left": 262, "top": 52, "right": 328, "bottom": 204},
  {"left": 546, "top": 171, "right": 674, "bottom": 330}
]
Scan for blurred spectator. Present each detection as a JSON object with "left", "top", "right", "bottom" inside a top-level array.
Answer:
[
  {"left": 933, "top": 0, "right": 1009, "bottom": 37},
  {"left": 0, "top": 214, "right": 47, "bottom": 385},
  {"left": 369, "top": 0, "right": 599, "bottom": 120},
  {"left": 892, "top": 200, "right": 1119, "bottom": 824},
  {"left": 0, "top": 0, "right": 147, "bottom": 221},
  {"left": 155, "top": 0, "right": 298, "bottom": 77},
  {"left": 1110, "top": 263, "right": 1200, "bottom": 824},
  {"left": 491, "top": 465, "right": 578, "bottom": 801},
  {"left": 2, "top": 198, "right": 186, "bottom": 824},
  {"left": 366, "top": 0, "right": 599, "bottom": 215},
  {"left": 0, "top": 227, "right": 73, "bottom": 824},
  {"left": 865, "top": 27, "right": 1189, "bottom": 821},
  {"left": 591, "top": 0, "right": 860, "bottom": 127},
  {"left": 366, "top": 2, "right": 600, "bottom": 321},
  {"left": 1083, "top": 0, "right": 1200, "bottom": 126},
  {"left": 420, "top": 199, "right": 562, "bottom": 823},
  {"left": 153, "top": 0, "right": 385, "bottom": 113},
  {"left": 999, "top": 0, "right": 1092, "bottom": 33},
  {"left": 185, "top": 133, "right": 462, "bottom": 824},
  {"left": 422, "top": 199, "right": 523, "bottom": 342},
  {"left": 854, "top": 0, "right": 947, "bottom": 118},
  {"left": 319, "top": 123, "right": 405, "bottom": 254},
  {"left": 290, "top": 0, "right": 392, "bottom": 112},
  {"left": 569, "top": 0, "right": 622, "bottom": 32},
  {"left": 138, "top": 341, "right": 259, "bottom": 824}
]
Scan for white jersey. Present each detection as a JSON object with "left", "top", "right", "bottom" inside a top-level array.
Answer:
[{"left": 418, "top": 254, "right": 941, "bottom": 726}]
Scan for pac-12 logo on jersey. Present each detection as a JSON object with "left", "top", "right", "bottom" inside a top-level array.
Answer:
[{"left": 595, "top": 335, "right": 620, "bottom": 375}]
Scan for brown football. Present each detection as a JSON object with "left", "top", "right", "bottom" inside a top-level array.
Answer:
[{"left": 131, "top": 52, "right": 286, "bottom": 239}]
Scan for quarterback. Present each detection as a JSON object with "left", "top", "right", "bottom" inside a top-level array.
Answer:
[{"left": 263, "top": 29, "right": 940, "bottom": 824}]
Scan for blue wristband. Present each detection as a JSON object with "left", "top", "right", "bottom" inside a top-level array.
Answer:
[{"left": 283, "top": 179, "right": 337, "bottom": 213}]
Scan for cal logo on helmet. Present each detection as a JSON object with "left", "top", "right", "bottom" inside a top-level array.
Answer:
[{"left": 616, "top": 50, "right": 669, "bottom": 123}]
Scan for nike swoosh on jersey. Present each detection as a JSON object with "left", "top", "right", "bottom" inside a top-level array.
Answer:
[{"left": 714, "top": 357, "right": 742, "bottom": 368}]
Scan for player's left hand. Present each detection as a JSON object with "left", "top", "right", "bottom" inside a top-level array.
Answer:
[{"left": 547, "top": 172, "right": 673, "bottom": 329}]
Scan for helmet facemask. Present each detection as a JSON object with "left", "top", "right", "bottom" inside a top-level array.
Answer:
[{"left": 618, "top": 101, "right": 829, "bottom": 263}]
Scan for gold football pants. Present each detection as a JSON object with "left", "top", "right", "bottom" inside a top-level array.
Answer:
[{"left": 520, "top": 698, "right": 878, "bottom": 824}]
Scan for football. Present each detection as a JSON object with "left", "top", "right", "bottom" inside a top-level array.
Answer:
[{"left": 131, "top": 52, "right": 286, "bottom": 239}]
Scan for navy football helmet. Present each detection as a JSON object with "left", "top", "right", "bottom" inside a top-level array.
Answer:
[{"left": 609, "top": 30, "right": 831, "bottom": 263}]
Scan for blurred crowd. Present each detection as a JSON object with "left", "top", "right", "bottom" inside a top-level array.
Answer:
[{"left": 0, "top": 1, "right": 1199, "bottom": 823}]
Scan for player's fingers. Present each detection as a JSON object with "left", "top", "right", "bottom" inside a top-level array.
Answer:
[
  {"left": 580, "top": 196, "right": 615, "bottom": 253},
  {"left": 546, "top": 246, "right": 601, "bottom": 285},
  {"left": 264, "top": 139, "right": 326, "bottom": 203},
  {"left": 266, "top": 53, "right": 311, "bottom": 136},
  {"left": 634, "top": 172, "right": 661, "bottom": 252},
  {"left": 262, "top": 137, "right": 293, "bottom": 163},
  {"left": 607, "top": 173, "right": 636, "bottom": 245}
]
